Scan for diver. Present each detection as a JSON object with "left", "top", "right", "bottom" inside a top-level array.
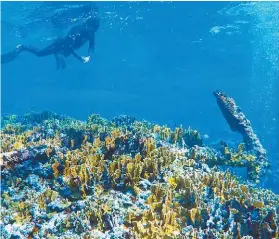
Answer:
[{"left": 1, "top": 15, "right": 100, "bottom": 70}]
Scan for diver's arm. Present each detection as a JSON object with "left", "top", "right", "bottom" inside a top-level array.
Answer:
[
  {"left": 72, "top": 50, "right": 91, "bottom": 63},
  {"left": 71, "top": 50, "right": 83, "bottom": 62},
  {"left": 75, "top": 33, "right": 95, "bottom": 63},
  {"left": 87, "top": 33, "right": 95, "bottom": 58}
]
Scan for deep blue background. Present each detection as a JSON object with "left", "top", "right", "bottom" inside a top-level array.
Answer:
[{"left": 1, "top": 1, "right": 278, "bottom": 192}]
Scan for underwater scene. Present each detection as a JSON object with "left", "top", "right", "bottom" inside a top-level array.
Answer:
[{"left": 1, "top": 1, "right": 279, "bottom": 238}]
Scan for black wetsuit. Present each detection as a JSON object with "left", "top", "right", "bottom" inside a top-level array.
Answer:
[{"left": 1, "top": 16, "right": 100, "bottom": 69}]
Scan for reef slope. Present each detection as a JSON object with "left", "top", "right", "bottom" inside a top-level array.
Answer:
[{"left": 1, "top": 111, "right": 278, "bottom": 239}]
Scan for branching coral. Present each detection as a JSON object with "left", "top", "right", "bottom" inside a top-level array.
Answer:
[{"left": 1, "top": 111, "right": 278, "bottom": 239}]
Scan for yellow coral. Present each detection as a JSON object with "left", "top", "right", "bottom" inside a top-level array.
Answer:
[
  {"left": 146, "top": 137, "right": 156, "bottom": 156},
  {"left": 94, "top": 137, "right": 101, "bottom": 147},
  {"left": 172, "top": 125, "right": 183, "bottom": 143},
  {"left": 224, "top": 147, "right": 230, "bottom": 155},
  {"left": 63, "top": 160, "right": 71, "bottom": 178},
  {"left": 189, "top": 208, "right": 198, "bottom": 224},
  {"left": 18, "top": 202, "right": 26, "bottom": 211},
  {"left": 240, "top": 185, "right": 249, "bottom": 194},
  {"left": 111, "top": 128, "right": 121, "bottom": 139},
  {"left": 83, "top": 135, "right": 88, "bottom": 144},
  {"left": 105, "top": 136, "right": 115, "bottom": 150},
  {"left": 253, "top": 201, "right": 264, "bottom": 208},
  {"left": 52, "top": 161, "right": 60, "bottom": 177},
  {"left": 70, "top": 139, "right": 75, "bottom": 148},
  {"left": 167, "top": 177, "right": 178, "bottom": 189},
  {"left": 14, "top": 141, "right": 24, "bottom": 150},
  {"left": 153, "top": 125, "right": 161, "bottom": 134}
]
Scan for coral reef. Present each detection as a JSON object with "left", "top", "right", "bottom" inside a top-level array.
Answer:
[{"left": 1, "top": 111, "right": 278, "bottom": 239}]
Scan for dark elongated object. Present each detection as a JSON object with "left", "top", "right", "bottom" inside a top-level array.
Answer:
[
  {"left": 213, "top": 90, "right": 267, "bottom": 181},
  {"left": 1, "top": 47, "right": 22, "bottom": 64}
]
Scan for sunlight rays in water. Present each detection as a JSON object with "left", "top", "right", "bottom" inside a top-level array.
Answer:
[{"left": 209, "top": 2, "right": 279, "bottom": 189}]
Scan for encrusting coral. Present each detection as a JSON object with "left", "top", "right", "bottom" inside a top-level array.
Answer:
[{"left": 0, "top": 110, "right": 278, "bottom": 239}]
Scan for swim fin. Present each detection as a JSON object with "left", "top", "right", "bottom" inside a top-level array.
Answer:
[
  {"left": 54, "top": 53, "right": 66, "bottom": 70},
  {"left": 1, "top": 45, "right": 23, "bottom": 64}
]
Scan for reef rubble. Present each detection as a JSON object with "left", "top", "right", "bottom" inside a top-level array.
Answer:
[{"left": 0, "top": 105, "right": 278, "bottom": 238}]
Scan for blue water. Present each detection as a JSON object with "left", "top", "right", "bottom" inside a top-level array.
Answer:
[{"left": 1, "top": 1, "right": 278, "bottom": 192}]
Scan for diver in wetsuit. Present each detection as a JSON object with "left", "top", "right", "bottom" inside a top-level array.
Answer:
[{"left": 1, "top": 15, "right": 100, "bottom": 69}]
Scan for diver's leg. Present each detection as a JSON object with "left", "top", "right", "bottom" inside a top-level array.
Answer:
[
  {"left": 21, "top": 44, "right": 57, "bottom": 57},
  {"left": 1, "top": 43, "right": 57, "bottom": 64},
  {"left": 54, "top": 54, "right": 61, "bottom": 70},
  {"left": 59, "top": 55, "right": 66, "bottom": 69},
  {"left": 54, "top": 54, "right": 66, "bottom": 70}
]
